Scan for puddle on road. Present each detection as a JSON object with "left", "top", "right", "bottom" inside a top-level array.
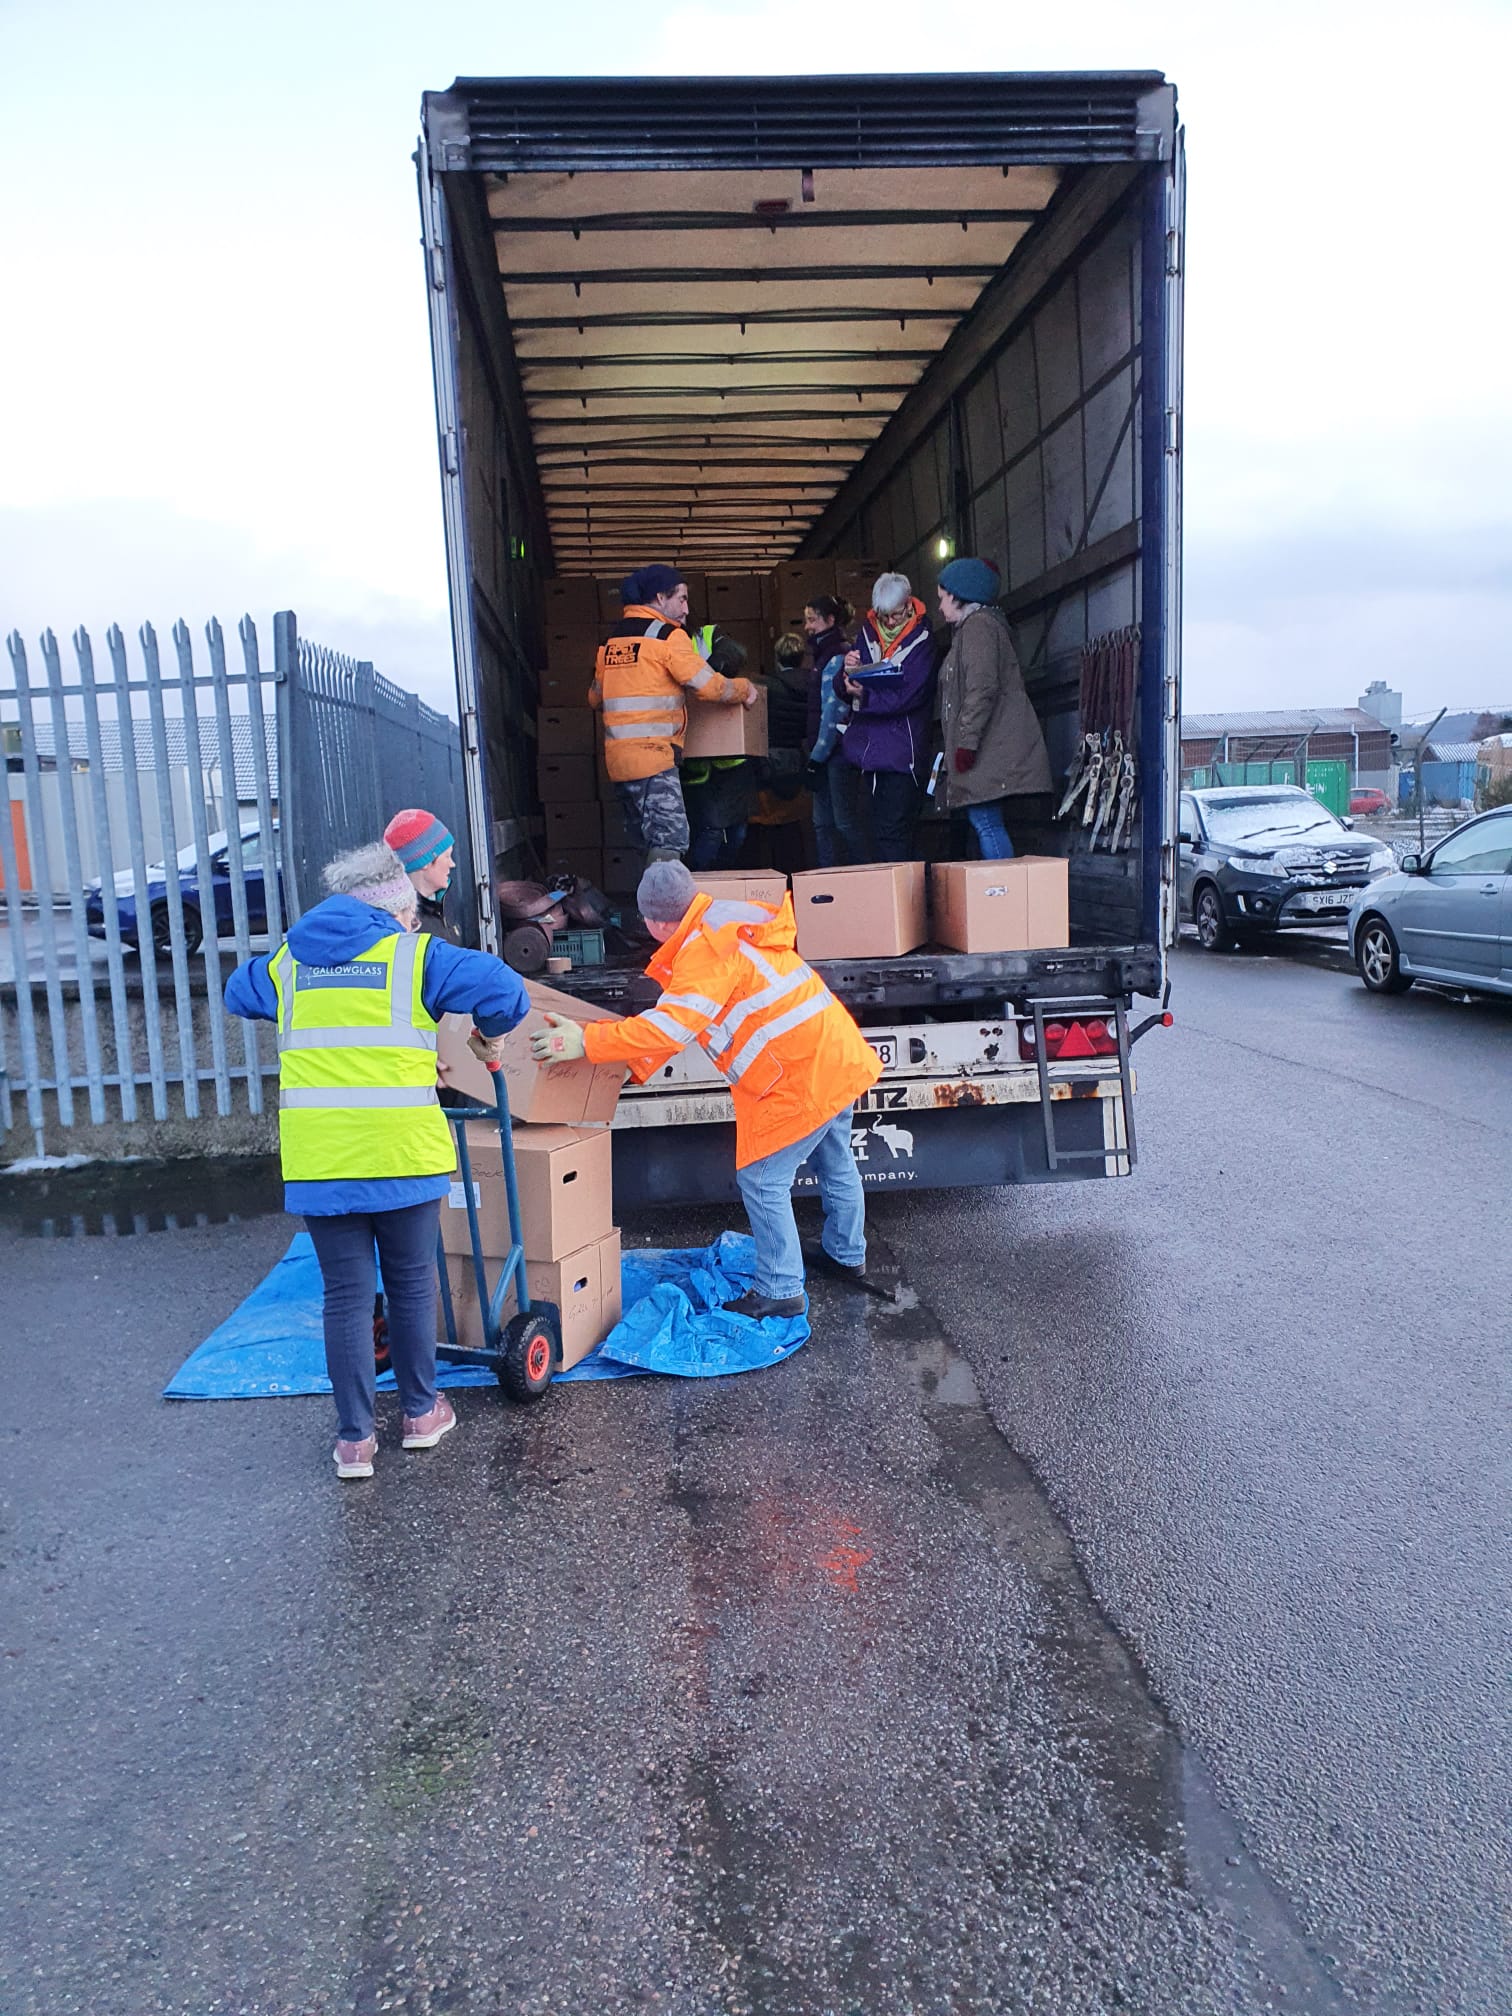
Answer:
[{"left": 0, "top": 1154, "right": 282, "bottom": 1238}]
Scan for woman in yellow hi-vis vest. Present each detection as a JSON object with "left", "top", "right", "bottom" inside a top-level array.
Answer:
[{"left": 225, "top": 843, "right": 529, "bottom": 1480}]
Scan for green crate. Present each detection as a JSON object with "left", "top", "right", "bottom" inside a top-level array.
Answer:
[{"left": 554, "top": 926, "right": 605, "bottom": 967}]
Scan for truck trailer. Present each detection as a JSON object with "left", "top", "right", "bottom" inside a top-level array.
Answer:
[{"left": 416, "top": 71, "right": 1184, "bottom": 1206}]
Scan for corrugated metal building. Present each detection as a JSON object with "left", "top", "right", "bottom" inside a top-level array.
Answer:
[{"left": 1180, "top": 708, "right": 1396, "bottom": 789}]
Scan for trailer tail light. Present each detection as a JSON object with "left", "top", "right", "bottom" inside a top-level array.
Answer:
[{"left": 1019, "top": 1016, "right": 1120, "bottom": 1062}]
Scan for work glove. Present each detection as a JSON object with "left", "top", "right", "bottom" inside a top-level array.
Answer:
[
  {"left": 467, "top": 1029, "right": 508, "bottom": 1067},
  {"left": 529, "top": 1012, "right": 586, "bottom": 1063},
  {"left": 954, "top": 747, "right": 978, "bottom": 774}
]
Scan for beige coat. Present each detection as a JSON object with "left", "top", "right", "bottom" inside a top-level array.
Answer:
[{"left": 937, "top": 606, "right": 1052, "bottom": 809}]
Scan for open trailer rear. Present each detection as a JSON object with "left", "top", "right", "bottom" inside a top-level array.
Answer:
[{"left": 416, "top": 71, "right": 1184, "bottom": 1205}]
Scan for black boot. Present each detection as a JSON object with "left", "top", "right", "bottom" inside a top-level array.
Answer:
[
  {"left": 723, "top": 1289, "right": 807, "bottom": 1321},
  {"left": 800, "top": 1241, "right": 894, "bottom": 1301}
]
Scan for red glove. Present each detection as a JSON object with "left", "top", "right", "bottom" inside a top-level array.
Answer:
[{"left": 954, "top": 747, "right": 977, "bottom": 774}]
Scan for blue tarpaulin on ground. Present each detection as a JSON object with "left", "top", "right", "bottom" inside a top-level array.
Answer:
[{"left": 163, "top": 1230, "right": 808, "bottom": 1400}]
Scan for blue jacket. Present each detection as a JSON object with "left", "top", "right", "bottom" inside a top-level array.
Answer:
[
  {"left": 225, "top": 895, "right": 530, "bottom": 1217},
  {"left": 806, "top": 652, "right": 853, "bottom": 765}
]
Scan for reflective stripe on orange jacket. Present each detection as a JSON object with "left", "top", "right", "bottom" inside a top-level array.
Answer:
[
  {"left": 580, "top": 892, "right": 881, "bottom": 1167},
  {"left": 587, "top": 606, "right": 754, "bottom": 783}
]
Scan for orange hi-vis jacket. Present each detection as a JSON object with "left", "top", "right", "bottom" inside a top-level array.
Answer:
[
  {"left": 581, "top": 892, "right": 881, "bottom": 1167},
  {"left": 588, "top": 606, "right": 755, "bottom": 783}
]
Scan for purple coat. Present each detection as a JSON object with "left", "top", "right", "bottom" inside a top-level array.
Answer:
[{"left": 837, "top": 615, "right": 939, "bottom": 779}]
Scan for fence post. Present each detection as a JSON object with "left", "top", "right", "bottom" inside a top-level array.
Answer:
[
  {"left": 107, "top": 625, "right": 171, "bottom": 1121},
  {"left": 273, "top": 611, "right": 306, "bottom": 921},
  {"left": 74, "top": 627, "right": 137, "bottom": 1122}
]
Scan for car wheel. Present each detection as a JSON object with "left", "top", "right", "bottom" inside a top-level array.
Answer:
[
  {"left": 1193, "top": 884, "right": 1236, "bottom": 953},
  {"left": 1356, "top": 914, "right": 1413, "bottom": 994},
  {"left": 150, "top": 899, "right": 203, "bottom": 959}
]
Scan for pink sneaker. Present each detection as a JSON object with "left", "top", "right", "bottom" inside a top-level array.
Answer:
[
  {"left": 334, "top": 1435, "right": 377, "bottom": 1480},
  {"left": 401, "top": 1394, "right": 457, "bottom": 1451}
]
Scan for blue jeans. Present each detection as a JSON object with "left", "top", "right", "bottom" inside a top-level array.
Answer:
[
  {"left": 809, "top": 762, "right": 847, "bottom": 868},
  {"left": 966, "top": 801, "right": 1015, "bottom": 859},
  {"left": 688, "top": 821, "right": 748, "bottom": 870},
  {"left": 735, "top": 1105, "right": 866, "bottom": 1301},
  {"left": 305, "top": 1200, "right": 442, "bottom": 1440}
]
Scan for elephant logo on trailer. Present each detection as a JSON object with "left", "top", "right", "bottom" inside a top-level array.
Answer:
[{"left": 852, "top": 1119, "right": 915, "bottom": 1163}]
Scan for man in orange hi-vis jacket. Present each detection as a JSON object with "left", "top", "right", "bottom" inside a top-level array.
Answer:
[
  {"left": 530, "top": 860, "right": 881, "bottom": 1320},
  {"left": 588, "top": 564, "right": 756, "bottom": 864}
]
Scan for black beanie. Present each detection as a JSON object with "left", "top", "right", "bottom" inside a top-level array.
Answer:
[{"left": 622, "top": 564, "right": 684, "bottom": 606}]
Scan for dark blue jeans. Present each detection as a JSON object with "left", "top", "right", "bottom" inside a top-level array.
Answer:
[{"left": 305, "top": 1199, "right": 442, "bottom": 1440}]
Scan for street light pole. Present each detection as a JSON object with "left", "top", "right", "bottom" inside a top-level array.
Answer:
[{"left": 1416, "top": 706, "right": 1447, "bottom": 854}]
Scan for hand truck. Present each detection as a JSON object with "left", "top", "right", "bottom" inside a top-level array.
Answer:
[{"left": 371, "top": 1053, "right": 563, "bottom": 1403}]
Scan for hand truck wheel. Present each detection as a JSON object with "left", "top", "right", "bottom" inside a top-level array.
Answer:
[
  {"left": 372, "top": 1294, "right": 391, "bottom": 1376},
  {"left": 498, "top": 1312, "right": 556, "bottom": 1403}
]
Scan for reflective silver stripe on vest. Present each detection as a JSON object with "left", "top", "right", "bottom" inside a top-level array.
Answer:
[
  {"left": 687, "top": 665, "right": 716, "bottom": 692},
  {"left": 724, "top": 988, "right": 833, "bottom": 1081},
  {"left": 279, "top": 1026, "right": 437, "bottom": 1052},
  {"left": 606, "top": 718, "right": 681, "bottom": 740},
  {"left": 660, "top": 990, "right": 724, "bottom": 1020},
  {"left": 602, "top": 694, "right": 682, "bottom": 714},
  {"left": 706, "top": 963, "right": 812, "bottom": 1057},
  {"left": 279, "top": 1085, "right": 439, "bottom": 1109},
  {"left": 701, "top": 900, "right": 767, "bottom": 932},
  {"left": 736, "top": 938, "right": 785, "bottom": 985}
]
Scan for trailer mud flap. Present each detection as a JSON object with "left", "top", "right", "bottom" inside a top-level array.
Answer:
[{"left": 610, "top": 1097, "right": 1128, "bottom": 1210}]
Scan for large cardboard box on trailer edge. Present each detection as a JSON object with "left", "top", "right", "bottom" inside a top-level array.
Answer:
[
  {"left": 691, "top": 869, "right": 789, "bottom": 909},
  {"left": 439, "top": 1227, "right": 622, "bottom": 1367},
  {"left": 681, "top": 684, "right": 768, "bottom": 760},
  {"left": 435, "top": 982, "right": 626, "bottom": 1127},
  {"left": 929, "top": 856, "right": 1070, "bottom": 954},
  {"left": 791, "top": 861, "right": 928, "bottom": 961},
  {"left": 440, "top": 1121, "right": 615, "bottom": 1262}
]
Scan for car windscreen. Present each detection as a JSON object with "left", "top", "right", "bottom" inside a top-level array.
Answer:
[{"left": 1199, "top": 797, "right": 1343, "bottom": 847}]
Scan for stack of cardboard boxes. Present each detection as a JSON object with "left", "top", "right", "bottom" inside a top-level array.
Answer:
[
  {"left": 539, "top": 577, "right": 606, "bottom": 887},
  {"left": 790, "top": 857, "right": 1071, "bottom": 960},
  {"left": 435, "top": 984, "right": 626, "bottom": 1371}
]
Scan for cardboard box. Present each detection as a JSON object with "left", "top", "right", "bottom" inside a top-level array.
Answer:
[
  {"left": 771, "top": 560, "right": 838, "bottom": 628},
  {"left": 716, "top": 618, "right": 769, "bottom": 674},
  {"left": 603, "top": 846, "right": 640, "bottom": 894},
  {"left": 544, "top": 624, "right": 603, "bottom": 677},
  {"left": 537, "top": 707, "right": 596, "bottom": 756},
  {"left": 681, "top": 684, "right": 768, "bottom": 760},
  {"left": 595, "top": 576, "right": 624, "bottom": 624},
  {"left": 440, "top": 1120, "right": 615, "bottom": 1261},
  {"left": 436, "top": 981, "right": 626, "bottom": 1127},
  {"left": 600, "top": 796, "right": 631, "bottom": 847},
  {"left": 544, "top": 801, "right": 600, "bottom": 851},
  {"left": 930, "top": 856, "right": 1070, "bottom": 953},
  {"left": 834, "top": 557, "right": 885, "bottom": 615},
  {"left": 538, "top": 666, "right": 591, "bottom": 708},
  {"left": 538, "top": 753, "right": 598, "bottom": 804},
  {"left": 791, "top": 861, "right": 928, "bottom": 960},
  {"left": 543, "top": 576, "right": 601, "bottom": 625},
  {"left": 549, "top": 846, "right": 603, "bottom": 886},
  {"left": 439, "top": 1227, "right": 622, "bottom": 1369},
  {"left": 705, "top": 573, "right": 765, "bottom": 622},
  {"left": 691, "top": 870, "right": 788, "bottom": 909}
]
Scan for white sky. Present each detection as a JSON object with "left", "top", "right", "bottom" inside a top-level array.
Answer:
[{"left": 2, "top": 0, "right": 1509, "bottom": 723}]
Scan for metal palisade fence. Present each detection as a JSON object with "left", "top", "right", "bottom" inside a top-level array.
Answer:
[{"left": 0, "top": 612, "right": 467, "bottom": 1159}]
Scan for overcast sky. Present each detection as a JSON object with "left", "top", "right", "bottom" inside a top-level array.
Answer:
[{"left": 2, "top": 0, "right": 1508, "bottom": 724}]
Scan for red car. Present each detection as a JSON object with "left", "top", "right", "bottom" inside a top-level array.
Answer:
[{"left": 1349, "top": 787, "right": 1389, "bottom": 816}]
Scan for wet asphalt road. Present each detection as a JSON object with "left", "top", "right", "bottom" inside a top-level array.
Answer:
[{"left": 3, "top": 946, "right": 1509, "bottom": 2016}]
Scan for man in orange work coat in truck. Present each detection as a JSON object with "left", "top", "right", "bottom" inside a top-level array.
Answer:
[
  {"left": 530, "top": 860, "right": 881, "bottom": 1320},
  {"left": 589, "top": 564, "right": 756, "bottom": 865}
]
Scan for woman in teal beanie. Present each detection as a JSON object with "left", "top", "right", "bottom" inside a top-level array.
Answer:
[{"left": 934, "top": 558, "right": 1051, "bottom": 858}]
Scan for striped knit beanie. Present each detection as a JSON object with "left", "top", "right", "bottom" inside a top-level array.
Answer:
[{"left": 383, "top": 808, "right": 454, "bottom": 873}]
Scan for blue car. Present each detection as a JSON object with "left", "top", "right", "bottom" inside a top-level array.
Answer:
[
  {"left": 1348, "top": 806, "right": 1512, "bottom": 998},
  {"left": 84, "top": 823, "right": 281, "bottom": 958}
]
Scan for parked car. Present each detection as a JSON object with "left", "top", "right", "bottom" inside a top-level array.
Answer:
[
  {"left": 84, "top": 823, "right": 281, "bottom": 958},
  {"left": 1178, "top": 786, "right": 1394, "bottom": 951},
  {"left": 1349, "top": 786, "right": 1390, "bottom": 816},
  {"left": 1348, "top": 806, "right": 1512, "bottom": 997}
]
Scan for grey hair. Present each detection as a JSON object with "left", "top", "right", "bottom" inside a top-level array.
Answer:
[
  {"left": 871, "top": 571, "right": 912, "bottom": 615},
  {"left": 321, "top": 842, "right": 417, "bottom": 918}
]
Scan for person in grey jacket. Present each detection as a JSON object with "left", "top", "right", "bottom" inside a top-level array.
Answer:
[{"left": 934, "top": 557, "right": 1051, "bottom": 858}]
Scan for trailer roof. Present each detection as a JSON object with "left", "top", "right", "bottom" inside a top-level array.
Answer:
[{"left": 424, "top": 73, "right": 1173, "bottom": 575}]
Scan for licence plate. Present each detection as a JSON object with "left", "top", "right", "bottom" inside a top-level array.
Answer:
[{"left": 1295, "top": 889, "right": 1345, "bottom": 910}]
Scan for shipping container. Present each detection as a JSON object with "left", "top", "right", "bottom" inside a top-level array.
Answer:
[{"left": 417, "top": 71, "right": 1184, "bottom": 1201}]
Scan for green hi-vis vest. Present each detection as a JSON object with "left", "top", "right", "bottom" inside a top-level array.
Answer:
[{"left": 268, "top": 930, "right": 455, "bottom": 1183}]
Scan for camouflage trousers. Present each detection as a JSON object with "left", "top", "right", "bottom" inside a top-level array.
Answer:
[{"left": 614, "top": 767, "right": 689, "bottom": 861}]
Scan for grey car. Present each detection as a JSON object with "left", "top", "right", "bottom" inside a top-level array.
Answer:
[
  {"left": 1348, "top": 806, "right": 1512, "bottom": 997},
  {"left": 1178, "top": 785, "right": 1394, "bottom": 951}
]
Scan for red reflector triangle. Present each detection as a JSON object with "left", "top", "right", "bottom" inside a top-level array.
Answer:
[{"left": 1058, "top": 1022, "right": 1099, "bottom": 1060}]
